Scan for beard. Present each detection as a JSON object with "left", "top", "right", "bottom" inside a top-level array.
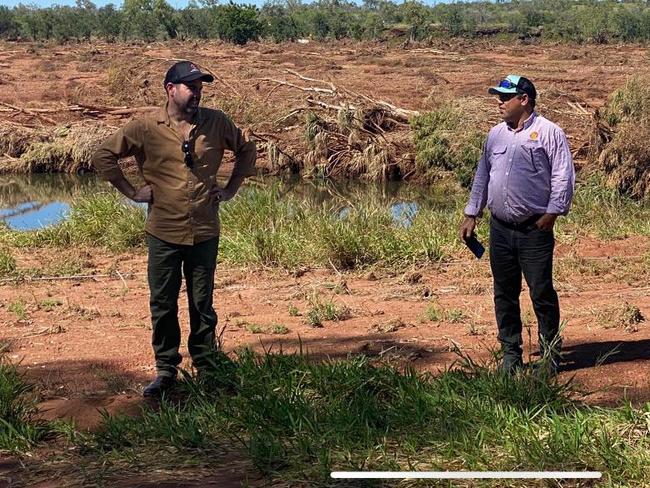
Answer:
[
  {"left": 183, "top": 98, "right": 199, "bottom": 114},
  {"left": 175, "top": 94, "right": 200, "bottom": 115}
]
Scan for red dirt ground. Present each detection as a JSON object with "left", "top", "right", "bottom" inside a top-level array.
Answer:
[{"left": 0, "top": 235, "right": 648, "bottom": 434}]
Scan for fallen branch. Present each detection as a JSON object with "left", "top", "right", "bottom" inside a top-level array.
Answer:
[
  {"left": 285, "top": 69, "right": 337, "bottom": 92},
  {"left": 255, "top": 78, "right": 336, "bottom": 96},
  {"left": 249, "top": 130, "right": 300, "bottom": 168},
  {"left": 567, "top": 101, "right": 591, "bottom": 115},
  {"left": 0, "top": 101, "right": 57, "bottom": 125},
  {"left": 342, "top": 89, "right": 420, "bottom": 120},
  {"left": 0, "top": 102, "right": 158, "bottom": 120},
  {"left": 273, "top": 106, "right": 326, "bottom": 126},
  {"left": 307, "top": 98, "right": 357, "bottom": 111},
  {"left": 0, "top": 271, "right": 144, "bottom": 284}
]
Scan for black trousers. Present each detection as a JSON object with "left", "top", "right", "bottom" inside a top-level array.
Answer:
[
  {"left": 147, "top": 233, "right": 219, "bottom": 378},
  {"left": 489, "top": 217, "right": 561, "bottom": 365}
]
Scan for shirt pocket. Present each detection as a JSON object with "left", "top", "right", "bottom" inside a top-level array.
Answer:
[
  {"left": 489, "top": 145, "right": 508, "bottom": 169},
  {"left": 522, "top": 142, "right": 547, "bottom": 173}
]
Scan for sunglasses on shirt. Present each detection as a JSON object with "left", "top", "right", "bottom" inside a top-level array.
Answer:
[{"left": 182, "top": 141, "right": 194, "bottom": 168}]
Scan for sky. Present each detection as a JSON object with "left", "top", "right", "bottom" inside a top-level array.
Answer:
[{"left": 0, "top": 0, "right": 446, "bottom": 7}]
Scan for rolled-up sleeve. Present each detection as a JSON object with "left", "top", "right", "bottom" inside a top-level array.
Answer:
[
  {"left": 545, "top": 128, "right": 575, "bottom": 215},
  {"left": 222, "top": 117, "right": 257, "bottom": 178},
  {"left": 91, "top": 120, "right": 145, "bottom": 182},
  {"left": 464, "top": 139, "right": 491, "bottom": 217}
]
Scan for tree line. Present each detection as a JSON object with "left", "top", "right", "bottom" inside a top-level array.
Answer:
[{"left": 1, "top": 0, "right": 650, "bottom": 45}]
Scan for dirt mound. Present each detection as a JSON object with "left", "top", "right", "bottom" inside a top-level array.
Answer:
[{"left": 37, "top": 394, "right": 146, "bottom": 431}]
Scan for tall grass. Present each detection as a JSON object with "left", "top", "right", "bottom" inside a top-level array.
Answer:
[
  {"left": 1, "top": 176, "right": 648, "bottom": 267},
  {"left": 77, "top": 350, "right": 650, "bottom": 486},
  {"left": 220, "top": 183, "right": 463, "bottom": 268},
  {"left": 561, "top": 174, "right": 650, "bottom": 239},
  {"left": 1, "top": 193, "right": 146, "bottom": 251}
]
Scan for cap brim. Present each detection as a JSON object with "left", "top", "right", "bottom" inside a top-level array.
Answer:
[
  {"left": 179, "top": 72, "right": 214, "bottom": 83},
  {"left": 488, "top": 87, "right": 518, "bottom": 95}
]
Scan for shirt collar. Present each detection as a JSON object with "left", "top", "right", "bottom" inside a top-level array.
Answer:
[
  {"left": 506, "top": 111, "right": 537, "bottom": 133},
  {"left": 522, "top": 111, "right": 537, "bottom": 130},
  {"left": 156, "top": 104, "right": 169, "bottom": 125},
  {"left": 156, "top": 102, "right": 202, "bottom": 127}
]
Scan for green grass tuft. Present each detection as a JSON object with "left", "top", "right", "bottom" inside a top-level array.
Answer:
[
  {"left": 0, "top": 345, "right": 52, "bottom": 453},
  {"left": 0, "top": 246, "right": 16, "bottom": 277}
]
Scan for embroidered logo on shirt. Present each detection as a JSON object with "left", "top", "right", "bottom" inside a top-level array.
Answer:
[{"left": 529, "top": 131, "right": 539, "bottom": 141}]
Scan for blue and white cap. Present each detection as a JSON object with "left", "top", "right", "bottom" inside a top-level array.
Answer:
[{"left": 488, "top": 75, "right": 537, "bottom": 99}]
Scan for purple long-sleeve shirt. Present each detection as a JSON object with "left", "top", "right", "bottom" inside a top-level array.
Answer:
[{"left": 464, "top": 112, "right": 575, "bottom": 223}]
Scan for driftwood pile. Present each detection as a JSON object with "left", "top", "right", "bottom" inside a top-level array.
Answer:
[
  {"left": 253, "top": 69, "right": 420, "bottom": 181},
  {"left": 0, "top": 101, "right": 156, "bottom": 173}
]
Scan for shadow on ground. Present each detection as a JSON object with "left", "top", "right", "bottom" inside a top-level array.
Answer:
[{"left": 562, "top": 339, "right": 650, "bottom": 371}]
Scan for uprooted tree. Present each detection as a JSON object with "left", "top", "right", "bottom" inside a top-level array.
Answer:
[{"left": 253, "top": 69, "right": 421, "bottom": 182}]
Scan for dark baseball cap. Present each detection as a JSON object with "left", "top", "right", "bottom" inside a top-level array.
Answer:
[
  {"left": 163, "top": 61, "right": 214, "bottom": 87},
  {"left": 488, "top": 75, "right": 536, "bottom": 100}
]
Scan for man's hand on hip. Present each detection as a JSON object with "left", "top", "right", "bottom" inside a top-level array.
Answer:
[
  {"left": 132, "top": 185, "right": 153, "bottom": 203},
  {"left": 535, "top": 213, "right": 557, "bottom": 231},
  {"left": 459, "top": 216, "right": 477, "bottom": 241},
  {"left": 210, "top": 186, "right": 236, "bottom": 202}
]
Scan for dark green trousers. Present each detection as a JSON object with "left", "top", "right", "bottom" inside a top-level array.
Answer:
[{"left": 147, "top": 233, "right": 219, "bottom": 378}]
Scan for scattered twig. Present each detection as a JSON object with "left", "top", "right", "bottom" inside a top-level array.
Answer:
[
  {"left": 116, "top": 270, "right": 128, "bottom": 290},
  {"left": 254, "top": 78, "right": 336, "bottom": 96},
  {"left": 567, "top": 101, "right": 591, "bottom": 115},
  {"left": 0, "top": 101, "right": 57, "bottom": 125},
  {"left": 0, "top": 271, "right": 145, "bottom": 284},
  {"left": 285, "top": 69, "right": 337, "bottom": 92}
]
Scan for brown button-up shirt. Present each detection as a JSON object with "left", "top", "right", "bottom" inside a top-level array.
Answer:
[{"left": 92, "top": 105, "right": 256, "bottom": 245}]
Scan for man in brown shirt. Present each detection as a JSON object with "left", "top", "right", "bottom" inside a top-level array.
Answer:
[{"left": 93, "top": 61, "right": 256, "bottom": 397}]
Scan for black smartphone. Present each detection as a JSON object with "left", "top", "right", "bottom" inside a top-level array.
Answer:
[{"left": 464, "top": 233, "right": 485, "bottom": 259}]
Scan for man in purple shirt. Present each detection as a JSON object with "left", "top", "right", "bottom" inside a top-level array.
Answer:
[{"left": 459, "top": 75, "right": 575, "bottom": 374}]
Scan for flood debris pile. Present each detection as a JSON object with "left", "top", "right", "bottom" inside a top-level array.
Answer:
[
  {"left": 0, "top": 123, "right": 114, "bottom": 174},
  {"left": 255, "top": 69, "right": 420, "bottom": 182},
  {"left": 593, "top": 76, "right": 650, "bottom": 200}
]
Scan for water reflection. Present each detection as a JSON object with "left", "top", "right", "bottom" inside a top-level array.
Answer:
[
  {"left": 0, "top": 174, "right": 99, "bottom": 207},
  {"left": 0, "top": 201, "right": 70, "bottom": 230},
  {"left": 0, "top": 174, "right": 458, "bottom": 231},
  {"left": 0, "top": 174, "right": 102, "bottom": 230},
  {"left": 391, "top": 201, "right": 419, "bottom": 227}
]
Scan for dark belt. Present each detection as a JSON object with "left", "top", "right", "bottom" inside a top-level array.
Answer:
[{"left": 491, "top": 214, "right": 544, "bottom": 231}]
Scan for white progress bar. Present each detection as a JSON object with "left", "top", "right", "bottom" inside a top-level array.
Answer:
[{"left": 331, "top": 471, "right": 603, "bottom": 479}]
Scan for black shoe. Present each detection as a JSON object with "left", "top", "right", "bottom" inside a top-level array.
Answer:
[
  {"left": 531, "top": 357, "right": 560, "bottom": 378},
  {"left": 499, "top": 355, "right": 524, "bottom": 375},
  {"left": 143, "top": 375, "right": 176, "bottom": 397}
]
